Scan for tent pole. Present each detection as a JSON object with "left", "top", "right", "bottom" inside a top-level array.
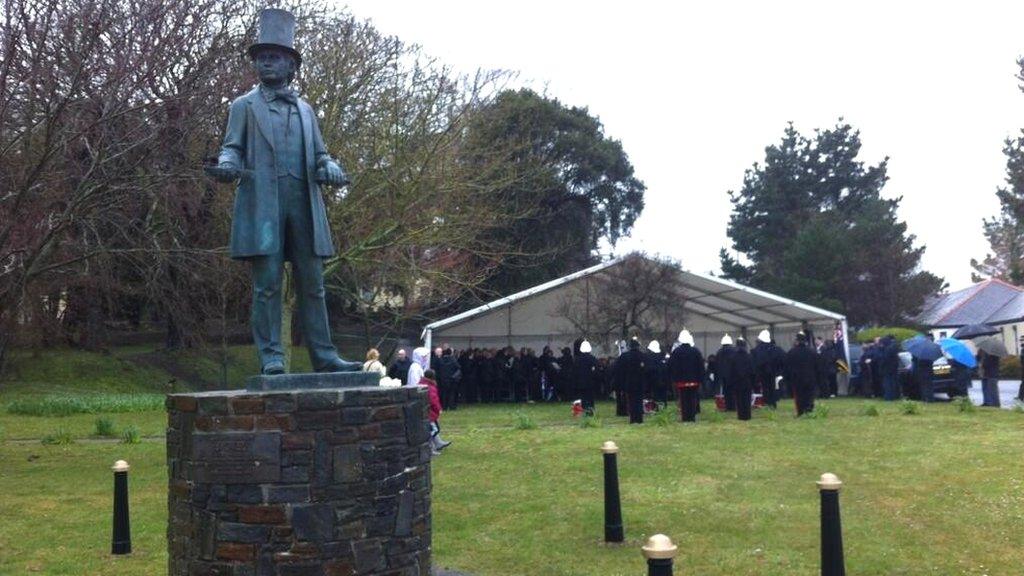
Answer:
[
  {"left": 424, "top": 328, "right": 433, "bottom": 370},
  {"left": 840, "top": 319, "right": 850, "bottom": 365}
]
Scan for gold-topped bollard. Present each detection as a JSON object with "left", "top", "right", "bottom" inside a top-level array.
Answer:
[
  {"left": 601, "top": 441, "right": 623, "bottom": 542},
  {"left": 111, "top": 460, "right": 131, "bottom": 555},
  {"left": 817, "top": 473, "right": 845, "bottom": 576},
  {"left": 642, "top": 534, "right": 678, "bottom": 575}
]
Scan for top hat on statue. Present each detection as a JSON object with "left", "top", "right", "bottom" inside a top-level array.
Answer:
[{"left": 248, "top": 8, "right": 302, "bottom": 66}]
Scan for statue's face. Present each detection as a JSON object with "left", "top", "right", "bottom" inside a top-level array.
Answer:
[{"left": 252, "top": 47, "right": 295, "bottom": 86}]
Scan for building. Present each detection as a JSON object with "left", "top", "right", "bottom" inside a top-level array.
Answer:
[
  {"left": 421, "top": 255, "right": 848, "bottom": 358},
  {"left": 915, "top": 278, "right": 1024, "bottom": 354}
]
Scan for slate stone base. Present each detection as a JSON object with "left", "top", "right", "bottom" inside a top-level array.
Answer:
[{"left": 167, "top": 378, "right": 432, "bottom": 575}]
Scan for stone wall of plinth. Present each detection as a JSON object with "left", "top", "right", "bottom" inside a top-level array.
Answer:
[{"left": 166, "top": 380, "right": 432, "bottom": 576}]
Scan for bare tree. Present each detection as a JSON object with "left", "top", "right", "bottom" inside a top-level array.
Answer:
[{"left": 557, "top": 253, "right": 688, "bottom": 346}]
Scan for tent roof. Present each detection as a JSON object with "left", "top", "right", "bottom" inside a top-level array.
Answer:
[{"left": 423, "top": 256, "right": 845, "bottom": 337}]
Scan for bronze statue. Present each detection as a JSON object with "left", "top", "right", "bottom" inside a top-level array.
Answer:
[{"left": 205, "top": 8, "right": 359, "bottom": 375}]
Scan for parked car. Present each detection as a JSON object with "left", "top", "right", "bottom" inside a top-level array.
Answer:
[{"left": 897, "top": 352, "right": 969, "bottom": 399}]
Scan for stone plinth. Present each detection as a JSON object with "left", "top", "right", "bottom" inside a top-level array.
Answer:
[{"left": 167, "top": 376, "right": 431, "bottom": 576}]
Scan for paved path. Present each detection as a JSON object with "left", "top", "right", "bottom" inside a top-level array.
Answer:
[{"left": 965, "top": 380, "right": 1022, "bottom": 409}]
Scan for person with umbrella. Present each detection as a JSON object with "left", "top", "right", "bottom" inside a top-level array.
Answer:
[
  {"left": 976, "top": 336, "right": 1007, "bottom": 407},
  {"left": 903, "top": 335, "right": 943, "bottom": 402}
]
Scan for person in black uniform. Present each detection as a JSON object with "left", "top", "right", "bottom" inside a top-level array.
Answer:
[
  {"left": 784, "top": 332, "right": 823, "bottom": 416},
  {"left": 668, "top": 329, "right": 704, "bottom": 422},
  {"left": 752, "top": 330, "right": 785, "bottom": 408},
  {"left": 614, "top": 338, "right": 646, "bottom": 424},
  {"left": 715, "top": 335, "right": 736, "bottom": 411},
  {"left": 731, "top": 338, "right": 756, "bottom": 420},
  {"left": 575, "top": 340, "right": 598, "bottom": 415}
]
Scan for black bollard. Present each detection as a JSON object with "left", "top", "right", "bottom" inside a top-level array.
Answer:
[
  {"left": 602, "top": 441, "right": 624, "bottom": 543},
  {"left": 642, "top": 534, "right": 678, "bottom": 576},
  {"left": 111, "top": 460, "right": 131, "bottom": 555},
  {"left": 817, "top": 473, "right": 845, "bottom": 576}
]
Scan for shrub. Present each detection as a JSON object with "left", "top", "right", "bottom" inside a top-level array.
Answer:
[
  {"left": 512, "top": 411, "right": 537, "bottom": 430},
  {"left": 120, "top": 425, "right": 141, "bottom": 444},
  {"left": 94, "top": 417, "right": 117, "bottom": 437},
  {"left": 998, "top": 355, "right": 1021, "bottom": 379},
  {"left": 579, "top": 415, "right": 602, "bottom": 428},
  {"left": 899, "top": 400, "right": 922, "bottom": 415},
  {"left": 6, "top": 394, "right": 165, "bottom": 417},
  {"left": 862, "top": 404, "right": 880, "bottom": 417},
  {"left": 855, "top": 327, "right": 921, "bottom": 344},
  {"left": 41, "top": 428, "right": 74, "bottom": 445},
  {"left": 954, "top": 396, "right": 976, "bottom": 413},
  {"left": 651, "top": 409, "right": 671, "bottom": 426}
]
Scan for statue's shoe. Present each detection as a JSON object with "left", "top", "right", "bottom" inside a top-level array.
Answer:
[
  {"left": 316, "top": 357, "right": 362, "bottom": 373},
  {"left": 262, "top": 361, "right": 285, "bottom": 375}
]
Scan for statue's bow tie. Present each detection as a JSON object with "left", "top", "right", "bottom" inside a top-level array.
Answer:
[{"left": 272, "top": 90, "right": 297, "bottom": 105}]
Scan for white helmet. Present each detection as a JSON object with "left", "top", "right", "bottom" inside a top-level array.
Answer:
[
  {"left": 720, "top": 334, "right": 733, "bottom": 346},
  {"left": 758, "top": 329, "right": 771, "bottom": 344},
  {"left": 579, "top": 340, "right": 592, "bottom": 354},
  {"left": 647, "top": 340, "right": 661, "bottom": 354},
  {"left": 677, "top": 329, "right": 695, "bottom": 346}
]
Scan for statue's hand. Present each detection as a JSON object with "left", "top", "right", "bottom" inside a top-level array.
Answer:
[
  {"left": 316, "top": 161, "right": 350, "bottom": 187},
  {"left": 204, "top": 163, "right": 241, "bottom": 183}
]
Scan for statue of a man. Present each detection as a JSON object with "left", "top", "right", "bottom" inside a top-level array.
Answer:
[{"left": 205, "top": 8, "right": 359, "bottom": 375}]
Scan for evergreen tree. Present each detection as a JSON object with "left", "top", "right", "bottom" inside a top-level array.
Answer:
[
  {"left": 720, "top": 121, "right": 943, "bottom": 326},
  {"left": 463, "top": 89, "right": 646, "bottom": 295},
  {"left": 970, "top": 134, "right": 1024, "bottom": 283},
  {"left": 971, "top": 57, "right": 1024, "bottom": 284}
]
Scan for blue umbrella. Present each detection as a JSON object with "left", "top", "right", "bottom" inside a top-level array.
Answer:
[
  {"left": 938, "top": 338, "right": 977, "bottom": 368},
  {"left": 902, "top": 336, "right": 943, "bottom": 361}
]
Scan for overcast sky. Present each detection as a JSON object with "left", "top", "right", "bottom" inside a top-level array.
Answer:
[{"left": 341, "top": 0, "right": 1024, "bottom": 290}]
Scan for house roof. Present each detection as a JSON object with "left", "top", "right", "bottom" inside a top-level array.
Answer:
[
  {"left": 915, "top": 278, "right": 1024, "bottom": 328},
  {"left": 422, "top": 255, "right": 845, "bottom": 337}
]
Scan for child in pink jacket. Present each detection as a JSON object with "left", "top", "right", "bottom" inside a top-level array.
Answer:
[{"left": 420, "top": 369, "right": 451, "bottom": 455}]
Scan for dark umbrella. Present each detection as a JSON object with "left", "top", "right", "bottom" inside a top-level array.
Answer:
[
  {"left": 902, "top": 336, "right": 943, "bottom": 361},
  {"left": 975, "top": 336, "right": 1009, "bottom": 358},
  {"left": 951, "top": 324, "right": 999, "bottom": 340}
]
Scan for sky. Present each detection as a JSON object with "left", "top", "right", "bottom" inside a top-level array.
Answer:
[{"left": 340, "top": 0, "right": 1024, "bottom": 290}]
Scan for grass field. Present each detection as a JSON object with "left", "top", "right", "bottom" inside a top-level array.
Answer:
[{"left": 1, "top": 393, "right": 1022, "bottom": 575}]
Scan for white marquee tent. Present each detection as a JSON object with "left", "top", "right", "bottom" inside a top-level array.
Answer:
[{"left": 422, "top": 256, "right": 848, "bottom": 359}]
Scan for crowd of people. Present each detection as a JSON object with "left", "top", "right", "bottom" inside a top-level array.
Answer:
[{"left": 374, "top": 326, "right": 855, "bottom": 423}]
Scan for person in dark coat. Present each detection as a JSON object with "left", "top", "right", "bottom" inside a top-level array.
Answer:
[
  {"left": 557, "top": 347, "right": 575, "bottom": 401},
  {"left": 715, "top": 335, "right": 736, "bottom": 411},
  {"left": 668, "top": 329, "right": 704, "bottom": 422},
  {"left": 644, "top": 340, "right": 668, "bottom": 408},
  {"left": 912, "top": 356, "right": 935, "bottom": 402},
  {"left": 704, "top": 354, "right": 717, "bottom": 400},
  {"left": 459, "top": 349, "right": 478, "bottom": 404},
  {"left": 436, "top": 348, "right": 462, "bottom": 410},
  {"left": 388, "top": 348, "right": 413, "bottom": 385},
  {"left": 731, "top": 339, "right": 756, "bottom": 420},
  {"left": 820, "top": 340, "right": 839, "bottom": 398},
  {"left": 752, "top": 330, "right": 785, "bottom": 408},
  {"left": 880, "top": 336, "right": 901, "bottom": 401},
  {"left": 979, "top": 349, "right": 1001, "bottom": 407},
  {"left": 614, "top": 338, "right": 646, "bottom": 424},
  {"left": 784, "top": 332, "right": 823, "bottom": 416},
  {"left": 575, "top": 340, "right": 598, "bottom": 414}
]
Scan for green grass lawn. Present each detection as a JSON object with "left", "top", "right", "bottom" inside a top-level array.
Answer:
[{"left": 0, "top": 398, "right": 1021, "bottom": 575}]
